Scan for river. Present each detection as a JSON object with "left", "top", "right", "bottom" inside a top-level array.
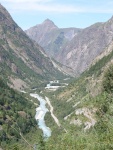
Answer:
[{"left": 30, "top": 93, "right": 51, "bottom": 138}]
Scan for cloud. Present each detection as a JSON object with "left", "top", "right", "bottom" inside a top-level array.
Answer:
[
  {"left": 1, "top": 0, "right": 52, "bottom": 3},
  {"left": 1, "top": 0, "right": 83, "bottom": 13},
  {"left": 1, "top": 0, "right": 113, "bottom": 14},
  {"left": 12, "top": 4, "right": 83, "bottom": 13}
]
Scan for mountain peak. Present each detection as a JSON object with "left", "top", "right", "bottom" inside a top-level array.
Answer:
[
  {"left": 42, "top": 19, "right": 58, "bottom": 28},
  {"left": 43, "top": 18, "right": 53, "bottom": 23}
]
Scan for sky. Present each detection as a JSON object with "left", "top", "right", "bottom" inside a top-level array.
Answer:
[{"left": 1, "top": 0, "right": 113, "bottom": 30}]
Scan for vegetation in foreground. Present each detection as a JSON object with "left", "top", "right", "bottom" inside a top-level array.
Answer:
[
  {"left": 1, "top": 52, "right": 113, "bottom": 150},
  {"left": 43, "top": 62, "right": 113, "bottom": 149},
  {"left": 0, "top": 77, "right": 40, "bottom": 149}
]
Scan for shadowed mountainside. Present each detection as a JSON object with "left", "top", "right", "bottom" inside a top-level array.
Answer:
[{"left": 0, "top": 4, "right": 66, "bottom": 90}]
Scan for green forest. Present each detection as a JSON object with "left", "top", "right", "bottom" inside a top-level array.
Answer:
[{"left": 0, "top": 78, "right": 38, "bottom": 149}]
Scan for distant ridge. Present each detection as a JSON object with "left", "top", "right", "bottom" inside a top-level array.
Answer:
[
  {"left": 25, "top": 19, "right": 81, "bottom": 60},
  {"left": 26, "top": 16, "right": 113, "bottom": 75}
]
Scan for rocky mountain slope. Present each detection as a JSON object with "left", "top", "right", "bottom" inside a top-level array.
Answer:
[
  {"left": 0, "top": 4, "right": 66, "bottom": 90},
  {"left": 25, "top": 19, "right": 82, "bottom": 58},
  {"left": 26, "top": 17, "right": 113, "bottom": 76},
  {"left": 58, "top": 17, "right": 113, "bottom": 75}
]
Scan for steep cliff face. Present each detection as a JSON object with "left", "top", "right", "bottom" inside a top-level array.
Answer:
[
  {"left": 0, "top": 4, "right": 65, "bottom": 89},
  {"left": 58, "top": 17, "right": 113, "bottom": 75},
  {"left": 25, "top": 19, "right": 82, "bottom": 58}
]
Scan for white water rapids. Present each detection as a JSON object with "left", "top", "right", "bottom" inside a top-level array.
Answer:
[{"left": 30, "top": 93, "right": 51, "bottom": 138}]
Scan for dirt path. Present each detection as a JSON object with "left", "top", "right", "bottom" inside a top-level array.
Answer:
[
  {"left": 45, "top": 97, "right": 61, "bottom": 127},
  {"left": 45, "top": 97, "right": 68, "bottom": 133}
]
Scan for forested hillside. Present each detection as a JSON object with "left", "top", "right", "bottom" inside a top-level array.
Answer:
[
  {"left": 0, "top": 78, "right": 38, "bottom": 149},
  {"left": 42, "top": 47, "right": 113, "bottom": 150}
]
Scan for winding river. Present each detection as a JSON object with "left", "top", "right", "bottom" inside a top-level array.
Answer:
[{"left": 30, "top": 93, "right": 51, "bottom": 138}]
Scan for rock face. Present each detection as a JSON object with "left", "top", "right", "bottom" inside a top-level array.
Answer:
[
  {"left": 26, "top": 16, "right": 113, "bottom": 76},
  {"left": 25, "top": 20, "right": 82, "bottom": 58},
  {"left": 26, "top": 19, "right": 58, "bottom": 43},
  {"left": 58, "top": 18, "right": 113, "bottom": 75},
  {"left": 0, "top": 4, "right": 65, "bottom": 88}
]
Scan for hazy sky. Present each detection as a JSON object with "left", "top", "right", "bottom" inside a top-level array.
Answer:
[{"left": 1, "top": 0, "right": 113, "bottom": 30}]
